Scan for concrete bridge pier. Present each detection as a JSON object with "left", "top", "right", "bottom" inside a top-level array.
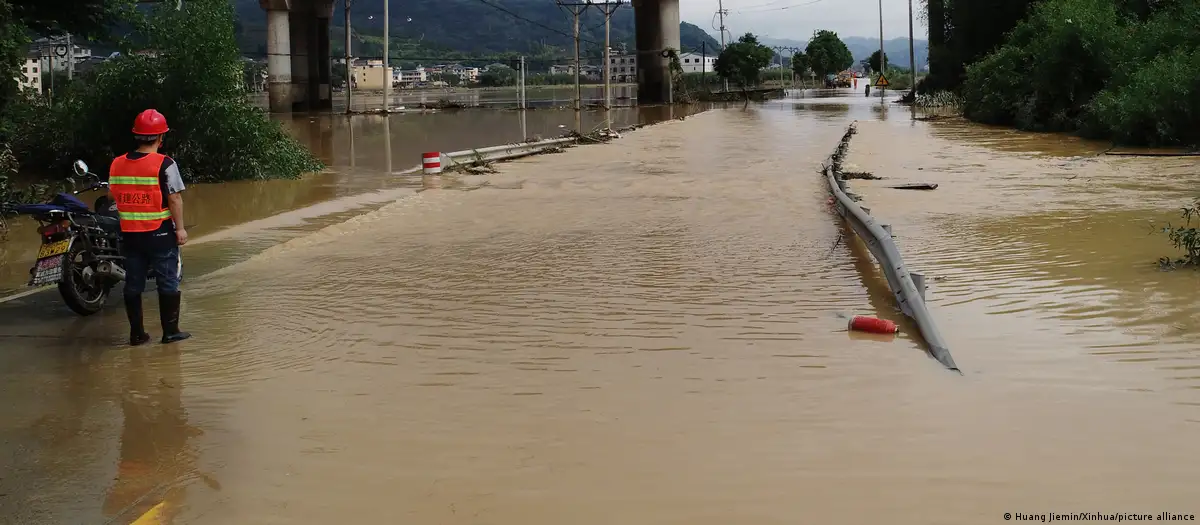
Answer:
[
  {"left": 633, "top": 0, "right": 681, "bottom": 105},
  {"left": 260, "top": 0, "right": 333, "bottom": 112}
]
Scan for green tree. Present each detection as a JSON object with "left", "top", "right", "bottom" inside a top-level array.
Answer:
[
  {"left": 867, "top": 50, "right": 888, "bottom": 74},
  {"left": 478, "top": 66, "right": 517, "bottom": 87},
  {"left": 243, "top": 60, "right": 267, "bottom": 91},
  {"left": 961, "top": 0, "right": 1200, "bottom": 148},
  {"left": 804, "top": 30, "right": 853, "bottom": 79},
  {"left": 713, "top": 33, "right": 774, "bottom": 92},
  {"left": 922, "top": 0, "right": 1039, "bottom": 93},
  {"left": 7, "top": 0, "right": 320, "bottom": 183},
  {"left": 790, "top": 51, "right": 811, "bottom": 77},
  {"left": 430, "top": 72, "right": 462, "bottom": 87},
  {"left": 0, "top": 0, "right": 132, "bottom": 111}
]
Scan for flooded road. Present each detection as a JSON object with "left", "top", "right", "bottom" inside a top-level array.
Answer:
[
  {"left": 0, "top": 105, "right": 699, "bottom": 295},
  {"left": 2, "top": 91, "right": 1200, "bottom": 524}
]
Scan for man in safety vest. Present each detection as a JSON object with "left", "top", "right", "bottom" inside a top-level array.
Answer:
[{"left": 109, "top": 109, "right": 191, "bottom": 346}]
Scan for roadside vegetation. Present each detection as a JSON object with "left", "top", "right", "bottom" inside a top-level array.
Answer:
[
  {"left": 925, "top": 0, "right": 1199, "bottom": 148},
  {"left": 1159, "top": 200, "right": 1200, "bottom": 270},
  {"left": 714, "top": 33, "right": 775, "bottom": 96},
  {"left": 922, "top": 0, "right": 1200, "bottom": 266},
  {"left": 799, "top": 30, "right": 854, "bottom": 80},
  {"left": 0, "top": 0, "right": 321, "bottom": 206}
]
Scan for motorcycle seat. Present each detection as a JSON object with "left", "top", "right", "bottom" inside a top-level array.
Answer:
[{"left": 14, "top": 203, "right": 70, "bottom": 215}]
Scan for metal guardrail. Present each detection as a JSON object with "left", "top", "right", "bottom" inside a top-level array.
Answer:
[
  {"left": 823, "top": 123, "right": 960, "bottom": 373},
  {"left": 441, "top": 137, "right": 577, "bottom": 170}
]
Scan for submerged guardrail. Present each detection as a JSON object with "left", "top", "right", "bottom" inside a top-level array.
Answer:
[
  {"left": 442, "top": 137, "right": 578, "bottom": 170},
  {"left": 822, "top": 123, "right": 961, "bottom": 373}
]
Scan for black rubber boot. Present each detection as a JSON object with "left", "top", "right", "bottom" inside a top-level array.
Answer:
[
  {"left": 124, "top": 294, "right": 151, "bottom": 346},
  {"left": 159, "top": 291, "right": 192, "bottom": 344}
]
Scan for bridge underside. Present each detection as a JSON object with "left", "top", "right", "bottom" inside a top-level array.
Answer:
[
  {"left": 633, "top": 0, "right": 680, "bottom": 105},
  {"left": 260, "top": 0, "right": 333, "bottom": 112},
  {"left": 260, "top": 0, "right": 679, "bottom": 111}
]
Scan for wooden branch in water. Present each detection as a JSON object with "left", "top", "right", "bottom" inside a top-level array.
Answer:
[{"left": 888, "top": 183, "right": 938, "bottom": 190}]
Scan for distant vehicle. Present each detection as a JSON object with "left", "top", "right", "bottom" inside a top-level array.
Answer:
[{"left": 824, "top": 73, "right": 852, "bottom": 88}]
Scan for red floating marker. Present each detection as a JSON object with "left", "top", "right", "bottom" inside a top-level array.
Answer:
[{"left": 848, "top": 315, "right": 899, "bottom": 334}]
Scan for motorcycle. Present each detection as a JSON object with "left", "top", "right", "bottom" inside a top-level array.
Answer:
[{"left": 9, "top": 160, "right": 174, "bottom": 316}]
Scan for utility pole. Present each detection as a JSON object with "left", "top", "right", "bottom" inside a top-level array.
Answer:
[
  {"left": 717, "top": 0, "right": 728, "bottom": 92},
  {"left": 907, "top": 0, "right": 917, "bottom": 98},
  {"left": 878, "top": 0, "right": 886, "bottom": 97},
  {"left": 47, "top": 52, "right": 53, "bottom": 107},
  {"left": 701, "top": 40, "right": 706, "bottom": 89},
  {"left": 556, "top": 1, "right": 591, "bottom": 113},
  {"left": 773, "top": 46, "right": 785, "bottom": 87},
  {"left": 383, "top": 0, "right": 390, "bottom": 112},
  {"left": 345, "top": 0, "right": 352, "bottom": 114},
  {"left": 519, "top": 56, "right": 526, "bottom": 109},
  {"left": 593, "top": 0, "right": 624, "bottom": 110},
  {"left": 66, "top": 34, "right": 74, "bottom": 81}
]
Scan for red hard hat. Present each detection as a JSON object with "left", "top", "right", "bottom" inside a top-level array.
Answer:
[{"left": 132, "top": 109, "right": 170, "bottom": 135}]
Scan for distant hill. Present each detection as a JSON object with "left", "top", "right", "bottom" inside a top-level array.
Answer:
[
  {"left": 232, "top": 0, "right": 720, "bottom": 60},
  {"left": 757, "top": 34, "right": 929, "bottom": 69}
]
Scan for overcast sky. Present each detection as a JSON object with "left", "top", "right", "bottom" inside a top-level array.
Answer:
[{"left": 680, "top": 0, "right": 928, "bottom": 42}]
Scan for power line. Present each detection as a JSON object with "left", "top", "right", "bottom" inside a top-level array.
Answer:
[
  {"left": 463, "top": 0, "right": 602, "bottom": 46},
  {"left": 737, "top": 0, "right": 829, "bottom": 13}
]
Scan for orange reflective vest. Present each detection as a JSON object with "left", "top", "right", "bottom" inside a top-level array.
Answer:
[{"left": 109, "top": 153, "right": 171, "bottom": 233}]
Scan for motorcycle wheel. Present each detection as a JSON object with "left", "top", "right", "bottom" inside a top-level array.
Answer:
[{"left": 58, "top": 240, "right": 109, "bottom": 316}]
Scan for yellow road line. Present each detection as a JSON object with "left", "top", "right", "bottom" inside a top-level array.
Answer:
[{"left": 130, "top": 501, "right": 166, "bottom": 525}]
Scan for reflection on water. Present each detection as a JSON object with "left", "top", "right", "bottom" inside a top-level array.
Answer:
[
  {"left": 3, "top": 90, "right": 1200, "bottom": 522},
  {"left": 0, "top": 327, "right": 203, "bottom": 523},
  {"left": 102, "top": 347, "right": 203, "bottom": 524}
]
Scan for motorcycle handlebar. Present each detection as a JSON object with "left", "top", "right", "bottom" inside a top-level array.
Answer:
[{"left": 71, "top": 181, "right": 108, "bottom": 195}]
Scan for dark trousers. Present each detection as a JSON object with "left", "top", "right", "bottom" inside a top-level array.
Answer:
[{"left": 124, "top": 246, "right": 182, "bottom": 295}]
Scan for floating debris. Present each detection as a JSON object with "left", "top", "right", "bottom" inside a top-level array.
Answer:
[{"left": 888, "top": 183, "right": 939, "bottom": 190}]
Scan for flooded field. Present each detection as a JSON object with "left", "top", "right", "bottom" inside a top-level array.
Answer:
[
  {"left": 1, "top": 90, "right": 1199, "bottom": 524},
  {"left": 251, "top": 84, "right": 641, "bottom": 113}
]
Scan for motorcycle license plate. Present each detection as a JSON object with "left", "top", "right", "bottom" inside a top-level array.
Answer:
[
  {"left": 29, "top": 254, "right": 66, "bottom": 286},
  {"left": 28, "top": 239, "right": 71, "bottom": 286},
  {"left": 37, "top": 239, "right": 71, "bottom": 259}
]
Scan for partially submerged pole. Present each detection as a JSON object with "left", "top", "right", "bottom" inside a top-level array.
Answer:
[
  {"left": 907, "top": 0, "right": 917, "bottom": 97},
  {"left": 382, "top": 0, "right": 390, "bottom": 112},
  {"left": 344, "top": 0, "right": 352, "bottom": 114}
]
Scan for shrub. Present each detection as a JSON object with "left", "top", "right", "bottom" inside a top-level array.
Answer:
[
  {"left": 962, "top": 0, "right": 1125, "bottom": 132},
  {"left": 1, "top": 0, "right": 321, "bottom": 192},
  {"left": 962, "top": 0, "right": 1200, "bottom": 147},
  {"left": 1087, "top": 49, "right": 1200, "bottom": 146},
  {"left": 1159, "top": 199, "right": 1200, "bottom": 269}
]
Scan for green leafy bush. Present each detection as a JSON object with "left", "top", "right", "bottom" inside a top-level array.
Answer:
[
  {"left": 1159, "top": 199, "right": 1200, "bottom": 269},
  {"left": 962, "top": 0, "right": 1125, "bottom": 132},
  {"left": 1087, "top": 49, "right": 1200, "bottom": 146},
  {"left": 962, "top": 0, "right": 1200, "bottom": 146},
  {"left": 2, "top": 0, "right": 321, "bottom": 195}
]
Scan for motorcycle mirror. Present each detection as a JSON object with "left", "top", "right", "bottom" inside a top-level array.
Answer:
[{"left": 73, "top": 160, "right": 89, "bottom": 177}]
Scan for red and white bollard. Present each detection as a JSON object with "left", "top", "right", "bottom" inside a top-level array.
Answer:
[
  {"left": 422, "top": 152, "right": 442, "bottom": 175},
  {"left": 848, "top": 315, "right": 899, "bottom": 334}
]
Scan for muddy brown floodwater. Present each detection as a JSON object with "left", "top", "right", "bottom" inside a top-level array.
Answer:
[
  {"left": 0, "top": 106, "right": 698, "bottom": 296},
  {"left": 1, "top": 91, "right": 1199, "bottom": 524}
]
